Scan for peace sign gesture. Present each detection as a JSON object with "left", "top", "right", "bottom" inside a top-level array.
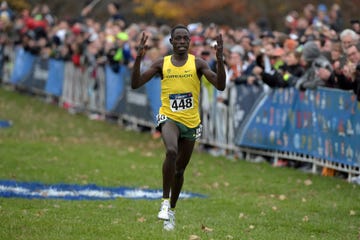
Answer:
[
  {"left": 215, "top": 34, "right": 224, "bottom": 61},
  {"left": 136, "top": 32, "right": 149, "bottom": 58}
]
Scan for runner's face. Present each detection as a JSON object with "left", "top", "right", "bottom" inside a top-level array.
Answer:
[{"left": 171, "top": 28, "right": 190, "bottom": 54}]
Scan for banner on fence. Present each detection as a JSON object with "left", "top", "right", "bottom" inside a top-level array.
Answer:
[
  {"left": 10, "top": 47, "right": 36, "bottom": 84},
  {"left": 21, "top": 57, "right": 48, "bottom": 91},
  {"left": 110, "top": 67, "right": 156, "bottom": 125},
  {"left": 105, "top": 65, "right": 125, "bottom": 112},
  {"left": 45, "top": 59, "right": 65, "bottom": 96},
  {"left": 235, "top": 87, "right": 360, "bottom": 166},
  {"left": 233, "top": 83, "right": 264, "bottom": 139}
]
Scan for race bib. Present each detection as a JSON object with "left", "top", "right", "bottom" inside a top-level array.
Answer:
[
  {"left": 169, "top": 92, "right": 194, "bottom": 112},
  {"left": 195, "top": 124, "right": 203, "bottom": 139},
  {"left": 156, "top": 114, "right": 167, "bottom": 126}
]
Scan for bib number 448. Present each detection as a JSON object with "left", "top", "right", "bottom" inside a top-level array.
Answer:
[{"left": 169, "top": 93, "right": 194, "bottom": 112}]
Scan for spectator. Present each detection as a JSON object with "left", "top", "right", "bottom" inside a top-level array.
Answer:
[
  {"left": 28, "top": 4, "right": 48, "bottom": 34},
  {"left": 189, "top": 34, "right": 205, "bottom": 57},
  {"left": 336, "top": 28, "right": 359, "bottom": 71},
  {"left": 260, "top": 30, "right": 276, "bottom": 46},
  {"left": 312, "top": 3, "right": 330, "bottom": 29},
  {"left": 236, "top": 34, "right": 256, "bottom": 74},
  {"left": 335, "top": 43, "right": 360, "bottom": 99},
  {"left": 41, "top": 4, "right": 56, "bottom": 27},
  {"left": 339, "top": 29, "right": 359, "bottom": 52},
  {"left": 350, "top": 20, "right": 360, "bottom": 35},
  {"left": 114, "top": 31, "right": 132, "bottom": 66},
  {"left": 328, "top": 3, "right": 343, "bottom": 33},
  {"left": 276, "top": 50, "right": 299, "bottom": 87},
  {"left": 253, "top": 45, "right": 294, "bottom": 88},
  {"left": 283, "top": 50, "right": 305, "bottom": 78},
  {"left": 107, "top": 1, "right": 126, "bottom": 28},
  {"left": 284, "top": 11, "right": 299, "bottom": 35},
  {"left": 295, "top": 17, "right": 310, "bottom": 41},
  {"left": 0, "top": 1, "right": 14, "bottom": 31},
  {"left": 200, "top": 47, "right": 216, "bottom": 72},
  {"left": 296, "top": 40, "right": 336, "bottom": 90},
  {"left": 350, "top": 44, "right": 360, "bottom": 101},
  {"left": 283, "top": 38, "right": 299, "bottom": 53},
  {"left": 228, "top": 38, "right": 261, "bottom": 86},
  {"left": 227, "top": 49, "right": 244, "bottom": 82},
  {"left": 269, "top": 47, "right": 285, "bottom": 70},
  {"left": 303, "top": 3, "right": 316, "bottom": 26},
  {"left": 329, "top": 40, "right": 345, "bottom": 67}
]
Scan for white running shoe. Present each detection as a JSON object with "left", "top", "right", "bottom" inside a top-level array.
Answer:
[
  {"left": 157, "top": 199, "right": 170, "bottom": 220},
  {"left": 163, "top": 209, "right": 175, "bottom": 231}
]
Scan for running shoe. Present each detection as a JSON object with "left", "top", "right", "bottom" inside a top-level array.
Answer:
[
  {"left": 157, "top": 199, "right": 170, "bottom": 220},
  {"left": 163, "top": 209, "right": 175, "bottom": 231}
]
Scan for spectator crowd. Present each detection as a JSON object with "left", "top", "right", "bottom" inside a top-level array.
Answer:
[{"left": 0, "top": 1, "right": 359, "bottom": 102}]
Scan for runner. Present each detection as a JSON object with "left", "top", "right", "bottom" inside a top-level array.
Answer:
[{"left": 131, "top": 24, "right": 226, "bottom": 231}]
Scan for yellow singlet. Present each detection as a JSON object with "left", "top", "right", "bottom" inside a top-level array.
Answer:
[{"left": 159, "top": 54, "right": 201, "bottom": 128}]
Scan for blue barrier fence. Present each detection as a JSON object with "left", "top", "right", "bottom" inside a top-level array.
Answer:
[
  {"left": 236, "top": 87, "right": 360, "bottom": 167},
  {"left": 45, "top": 59, "right": 64, "bottom": 96},
  {"left": 10, "top": 47, "right": 36, "bottom": 85},
  {"left": 6, "top": 48, "right": 157, "bottom": 127},
  {"left": 105, "top": 64, "right": 125, "bottom": 112}
]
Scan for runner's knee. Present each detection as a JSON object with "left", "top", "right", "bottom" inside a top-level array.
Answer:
[
  {"left": 175, "top": 169, "right": 184, "bottom": 178},
  {"left": 166, "top": 148, "right": 177, "bottom": 161}
]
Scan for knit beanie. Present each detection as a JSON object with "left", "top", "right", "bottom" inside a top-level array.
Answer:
[
  {"left": 284, "top": 39, "right": 298, "bottom": 52},
  {"left": 302, "top": 41, "right": 320, "bottom": 62}
]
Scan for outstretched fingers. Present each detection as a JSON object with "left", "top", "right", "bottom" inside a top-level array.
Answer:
[
  {"left": 215, "top": 34, "right": 223, "bottom": 60},
  {"left": 137, "top": 32, "right": 149, "bottom": 58},
  {"left": 216, "top": 34, "right": 223, "bottom": 48}
]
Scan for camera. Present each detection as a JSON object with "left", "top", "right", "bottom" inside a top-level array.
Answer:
[{"left": 313, "top": 58, "right": 332, "bottom": 72}]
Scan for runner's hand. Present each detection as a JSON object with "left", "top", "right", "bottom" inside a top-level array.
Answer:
[
  {"left": 215, "top": 34, "right": 223, "bottom": 61},
  {"left": 137, "top": 32, "right": 148, "bottom": 58}
]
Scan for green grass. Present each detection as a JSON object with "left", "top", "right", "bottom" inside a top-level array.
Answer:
[{"left": 0, "top": 88, "right": 359, "bottom": 240}]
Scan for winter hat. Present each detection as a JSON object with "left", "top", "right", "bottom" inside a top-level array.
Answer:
[
  {"left": 302, "top": 41, "right": 320, "bottom": 62},
  {"left": 284, "top": 39, "right": 298, "bottom": 51},
  {"left": 317, "top": 4, "right": 327, "bottom": 12}
]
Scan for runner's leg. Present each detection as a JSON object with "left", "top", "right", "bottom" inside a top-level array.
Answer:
[
  {"left": 170, "top": 138, "right": 195, "bottom": 208},
  {"left": 160, "top": 121, "right": 180, "bottom": 199}
]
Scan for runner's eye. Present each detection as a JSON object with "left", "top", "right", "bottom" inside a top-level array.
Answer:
[{"left": 174, "top": 36, "right": 189, "bottom": 41}]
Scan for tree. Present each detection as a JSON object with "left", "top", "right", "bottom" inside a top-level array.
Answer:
[
  {"left": 8, "top": 0, "right": 360, "bottom": 31},
  {"left": 7, "top": 0, "right": 30, "bottom": 12}
]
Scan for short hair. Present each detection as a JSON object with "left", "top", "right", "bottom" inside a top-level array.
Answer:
[
  {"left": 345, "top": 42, "right": 360, "bottom": 53},
  {"left": 170, "top": 24, "right": 189, "bottom": 38},
  {"left": 340, "top": 29, "right": 359, "bottom": 42}
]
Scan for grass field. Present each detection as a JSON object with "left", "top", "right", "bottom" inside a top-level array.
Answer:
[{"left": 0, "top": 87, "right": 359, "bottom": 240}]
